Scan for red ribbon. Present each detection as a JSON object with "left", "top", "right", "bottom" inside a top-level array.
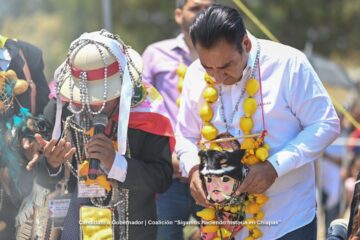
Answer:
[
  {"left": 70, "top": 61, "right": 120, "bottom": 81},
  {"left": 257, "top": 58, "right": 267, "bottom": 133}
]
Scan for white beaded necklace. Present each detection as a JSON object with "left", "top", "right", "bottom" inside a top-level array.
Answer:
[
  {"left": 218, "top": 40, "right": 260, "bottom": 134},
  {"left": 55, "top": 30, "right": 145, "bottom": 116}
]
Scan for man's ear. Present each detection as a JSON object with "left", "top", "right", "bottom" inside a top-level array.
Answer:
[
  {"left": 174, "top": 8, "right": 183, "bottom": 26},
  {"left": 242, "top": 34, "right": 252, "bottom": 53}
]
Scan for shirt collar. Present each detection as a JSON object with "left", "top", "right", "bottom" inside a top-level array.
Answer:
[
  {"left": 246, "top": 31, "right": 259, "bottom": 75},
  {"left": 174, "top": 33, "right": 190, "bottom": 55}
]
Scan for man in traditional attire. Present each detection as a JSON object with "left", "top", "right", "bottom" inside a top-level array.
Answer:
[{"left": 16, "top": 30, "right": 174, "bottom": 240}]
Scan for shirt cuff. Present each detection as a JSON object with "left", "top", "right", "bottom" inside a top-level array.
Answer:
[
  {"left": 267, "top": 150, "right": 298, "bottom": 177},
  {"left": 179, "top": 152, "right": 200, "bottom": 178},
  {"left": 107, "top": 152, "right": 128, "bottom": 182}
]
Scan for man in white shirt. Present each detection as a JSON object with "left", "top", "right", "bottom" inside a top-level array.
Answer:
[{"left": 176, "top": 4, "right": 340, "bottom": 239}]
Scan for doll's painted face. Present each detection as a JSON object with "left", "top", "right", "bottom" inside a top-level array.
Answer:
[
  {"left": 199, "top": 148, "right": 247, "bottom": 204},
  {"left": 204, "top": 175, "right": 236, "bottom": 203}
]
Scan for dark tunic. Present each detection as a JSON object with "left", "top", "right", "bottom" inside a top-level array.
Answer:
[{"left": 37, "top": 99, "right": 173, "bottom": 240}]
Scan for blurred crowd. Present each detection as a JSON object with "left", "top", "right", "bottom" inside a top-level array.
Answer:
[{"left": 318, "top": 95, "right": 360, "bottom": 236}]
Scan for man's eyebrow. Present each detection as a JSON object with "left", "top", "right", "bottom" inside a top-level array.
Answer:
[
  {"left": 200, "top": 61, "right": 210, "bottom": 69},
  {"left": 201, "top": 61, "right": 232, "bottom": 70},
  {"left": 218, "top": 61, "right": 232, "bottom": 69}
]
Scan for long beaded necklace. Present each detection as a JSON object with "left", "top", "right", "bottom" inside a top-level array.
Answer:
[
  {"left": 69, "top": 40, "right": 113, "bottom": 115},
  {"left": 218, "top": 43, "right": 260, "bottom": 134},
  {"left": 54, "top": 31, "right": 135, "bottom": 240},
  {"left": 176, "top": 62, "right": 187, "bottom": 108},
  {"left": 56, "top": 30, "right": 142, "bottom": 116},
  {"left": 101, "top": 29, "right": 143, "bottom": 89},
  {"left": 63, "top": 114, "right": 129, "bottom": 240},
  {"left": 198, "top": 40, "right": 270, "bottom": 240},
  {"left": 218, "top": 85, "right": 246, "bottom": 134}
]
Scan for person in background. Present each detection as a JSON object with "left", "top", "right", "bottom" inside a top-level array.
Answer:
[
  {"left": 319, "top": 138, "right": 345, "bottom": 233},
  {"left": 347, "top": 167, "right": 360, "bottom": 239},
  {"left": 0, "top": 34, "right": 49, "bottom": 116},
  {"left": 142, "top": 0, "right": 214, "bottom": 239},
  {"left": 345, "top": 154, "right": 360, "bottom": 210},
  {"left": 317, "top": 112, "right": 349, "bottom": 234},
  {"left": 0, "top": 34, "right": 50, "bottom": 240}
]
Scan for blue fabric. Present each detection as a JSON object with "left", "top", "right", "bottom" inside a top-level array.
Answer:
[
  {"left": 61, "top": 187, "right": 89, "bottom": 240},
  {"left": 276, "top": 216, "right": 317, "bottom": 240},
  {"left": 156, "top": 179, "right": 202, "bottom": 240}
]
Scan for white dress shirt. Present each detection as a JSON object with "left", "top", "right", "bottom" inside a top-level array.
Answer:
[
  {"left": 175, "top": 33, "right": 340, "bottom": 239},
  {"left": 107, "top": 153, "right": 127, "bottom": 182}
]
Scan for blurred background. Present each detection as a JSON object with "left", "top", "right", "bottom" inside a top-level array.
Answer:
[
  {"left": 0, "top": 0, "right": 359, "bottom": 85},
  {"left": 1, "top": 0, "right": 360, "bottom": 239}
]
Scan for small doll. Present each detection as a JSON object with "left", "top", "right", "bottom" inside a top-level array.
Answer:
[
  {"left": 199, "top": 149, "right": 248, "bottom": 204},
  {"left": 198, "top": 144, "right": 249, "bottom": 240}
]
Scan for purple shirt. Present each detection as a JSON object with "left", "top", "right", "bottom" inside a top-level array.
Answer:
[{"left": 142, "top": 34, "right": 192, "bottom": 128}]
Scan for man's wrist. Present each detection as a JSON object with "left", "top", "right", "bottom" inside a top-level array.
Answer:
[
  {"left": 43, "top": 156, "right": 62, "bottom": 171},
  {"left": 265, "top": 160, "right": 278, "bottom": 178},
  {"left": 46, "top": 161, "right": 62, "bottom": 170},
  {"left": 47, "top": 163, "right": 63, "bottom": 177},
  {"left": 188, "top": 164, "right": 200, "bottom": 181}
]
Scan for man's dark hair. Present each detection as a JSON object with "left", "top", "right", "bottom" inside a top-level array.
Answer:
[
  {"left": 176, "top": 0, "right": 187, "bottom": 9},
  {"left": 190, "top": 4, "right": 246, "bottom": 53}
]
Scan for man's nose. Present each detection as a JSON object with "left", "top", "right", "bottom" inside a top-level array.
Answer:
[{"left": 211, "top": 70, "right": 225, "bottom": 84}]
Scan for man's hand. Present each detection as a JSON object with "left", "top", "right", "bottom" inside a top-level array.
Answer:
[
  {"left": 86, "top": 134, "right": 115, "bottom": 171},
  {"left": 22, "top": 137, "right": 42, "bottom": 171},
  {"left": 29, "top": 133, "right": 76, "bottom": 170},
  {"left": 236, "top": 161, "right": 278, "bottom": 194},
  {"left": 189, "top": 165, "right": 211, "bottom": 207}
]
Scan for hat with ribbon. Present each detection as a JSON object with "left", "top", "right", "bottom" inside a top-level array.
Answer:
[
  {"left": 53, "top": 30, "right": 142, "bottom": 155},
  {"left": 56, "top": 30, "right": 142, "bottom": 106}
]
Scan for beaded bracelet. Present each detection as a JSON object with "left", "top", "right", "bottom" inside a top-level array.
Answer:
[{"left": 47, "top": 163, "right": 64, "bottom": 177}]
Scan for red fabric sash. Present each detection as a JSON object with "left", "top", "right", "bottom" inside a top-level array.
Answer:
[
  {"left": 111, "top": 83, "right": 175, "bottom": 153},
  {"left": 70, "top": 61, "right": 120, "bottom": 81},
  {"left": 129, "top": 112, "right": 175, "bottom": 152}
]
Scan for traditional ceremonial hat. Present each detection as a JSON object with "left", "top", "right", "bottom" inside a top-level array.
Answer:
[
  {"left": 56, "top": 30, "right": 143, "bottom": 104},
  {"left": 53, "top": 30, "right": 142, "bottom": 155}
]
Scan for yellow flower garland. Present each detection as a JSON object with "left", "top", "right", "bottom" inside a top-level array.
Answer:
[
  {"left": 176, "top": 63, "right": 187, "bottom": 107},
  {"left": 198, "top": 72, "right": 270, "bottom": 240}
]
